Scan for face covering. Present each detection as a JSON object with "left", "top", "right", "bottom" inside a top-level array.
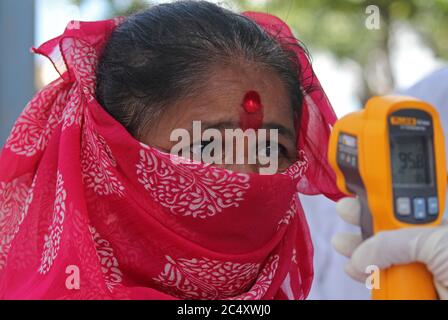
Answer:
[{"left": 0, "top": 12, "right": 343, "bottom": 300}]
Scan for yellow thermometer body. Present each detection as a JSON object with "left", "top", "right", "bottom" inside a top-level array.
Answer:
[{"left": 328, "top": 96, "right": 447, "bottom": 300}]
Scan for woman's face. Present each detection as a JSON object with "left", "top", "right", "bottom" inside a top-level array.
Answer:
[{"left": 143, "top": 64, "right": 297, "bottom": 174}]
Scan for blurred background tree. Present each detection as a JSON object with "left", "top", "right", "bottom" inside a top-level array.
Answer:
[
  {"left": 236, "top": 0, "right": 448, "bottom": 102},
  {"left": 70, "top": 0, "right": 448, "bottom": 103}
]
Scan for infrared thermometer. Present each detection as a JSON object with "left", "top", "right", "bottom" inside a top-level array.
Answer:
[{"left": 328, "top": 96, "right": 447, "bottom": 300}]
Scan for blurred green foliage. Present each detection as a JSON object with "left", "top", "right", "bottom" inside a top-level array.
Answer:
[
  {"left": 238, "top": 0, "right": 448, "bottom": 60},
  {"left": 237, "top": 0, "right": 448, "bottom": 99}
]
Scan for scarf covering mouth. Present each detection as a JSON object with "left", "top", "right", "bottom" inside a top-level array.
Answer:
[{"left": 0, "top": 12, "right": 343, "bottom": 300}]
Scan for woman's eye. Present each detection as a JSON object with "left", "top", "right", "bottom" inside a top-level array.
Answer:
[
  {"left": 191, "top": 140, "right": 213, "bottom": 156},
  {"left": 258, "top": 141, "right": 288, "bottom": 158}
]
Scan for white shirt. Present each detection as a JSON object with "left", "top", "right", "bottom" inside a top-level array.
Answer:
[{"left": 302, "top": 194, "right": 370, "bottom": 300}]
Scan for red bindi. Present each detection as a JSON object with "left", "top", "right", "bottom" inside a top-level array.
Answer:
[
  {"left": 242, "top": 91, "right": 262, "bottom": 113},
  {"left": 240, "top": 91, "right": 264, "bottom": 131}
]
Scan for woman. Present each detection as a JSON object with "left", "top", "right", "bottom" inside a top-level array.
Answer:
[
  {"left": 0, "top": 1, "right": 446, "bottom": 300},
  {"left": 0, "top": 1, "right": 340, "bottom": 300}
]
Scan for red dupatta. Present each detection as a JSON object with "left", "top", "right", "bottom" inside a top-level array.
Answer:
[{"left": 0, "top": 12, "right": 342, "bottom": 300}]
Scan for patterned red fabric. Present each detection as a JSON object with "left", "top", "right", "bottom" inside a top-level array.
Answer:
[
  {"left": 0, "top": 13, "right": 343, "bottom": 300},
  {"left": 243, "top": 13, "right": 342, "bottom": 200}
]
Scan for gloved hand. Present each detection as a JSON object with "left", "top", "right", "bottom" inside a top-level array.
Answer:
[{"left": 332, "top": 197, "right": 448, "bottom": 300}]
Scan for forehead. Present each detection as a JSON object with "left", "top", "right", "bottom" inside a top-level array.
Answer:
[{"left": 177, "top": 64, "right": 294, "bottom": 125}]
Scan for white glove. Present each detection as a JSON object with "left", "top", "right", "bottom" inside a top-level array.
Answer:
[{"left": 332, "top": 197, "right": 448, "bottom": 300}]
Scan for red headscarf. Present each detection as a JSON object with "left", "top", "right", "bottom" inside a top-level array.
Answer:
[{"left": 0, "top": 12, "right": 343, "bottom": 300}]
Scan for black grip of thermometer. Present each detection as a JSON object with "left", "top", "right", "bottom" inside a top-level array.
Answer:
[
  {"left": 346, "top": 183, "right": 373, "bottom": 240},
  {"left": 358, "top": 189, "right": 374, "bottom": 240},
  {"left": 336, "top": 133, "right": 374, "bottom": 239}
]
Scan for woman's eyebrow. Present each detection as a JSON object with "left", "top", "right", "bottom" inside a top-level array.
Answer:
[
  {"left": 262, "top": 123, "right": 296, "bottom": 140},
  {"left": 197, "top": 121, "right": 296, "bottom": 140}
]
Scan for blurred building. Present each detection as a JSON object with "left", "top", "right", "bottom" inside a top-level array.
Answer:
[{"left": 0, "top": 0, "right": 35, "bottom": 146}]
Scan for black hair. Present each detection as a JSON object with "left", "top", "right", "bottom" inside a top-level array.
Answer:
[{"left": 96, "top": 0, "right": 303, "bottom": 138}]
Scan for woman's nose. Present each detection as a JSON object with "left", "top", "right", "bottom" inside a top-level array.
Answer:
[{"left": 223, "top": 163, "right": 260, "bottom": 174}]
